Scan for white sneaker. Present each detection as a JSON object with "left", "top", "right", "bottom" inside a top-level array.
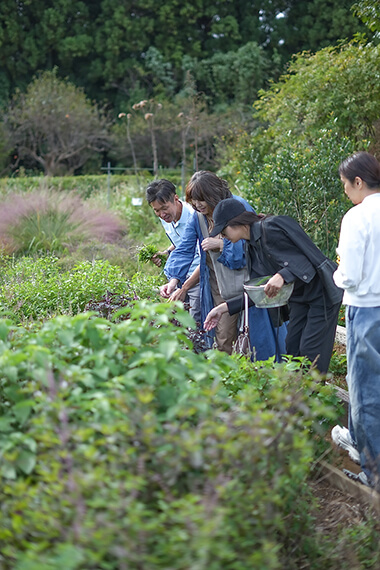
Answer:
[
  {"left": 343, "top": 469, "right": 371, "bottom": 487},
  {"left": 331, "top": 425, "right": 360, "bottom": 465}
]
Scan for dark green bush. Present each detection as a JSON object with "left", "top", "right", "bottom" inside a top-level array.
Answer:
[
  {"left": 224, "top": 127, "right": 360, "bottom": 258},
  {"left": 0, "top": 304, "right": 339, "bottom": 569}
]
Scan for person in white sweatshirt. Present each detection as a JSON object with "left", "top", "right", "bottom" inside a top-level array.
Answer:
[{"left": 332, "top": 151, "right": 380, "bottom": 490}]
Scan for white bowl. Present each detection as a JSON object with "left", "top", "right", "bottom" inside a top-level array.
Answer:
[{"left": 244, "top": 276, "right": 294, "bottom": 308}]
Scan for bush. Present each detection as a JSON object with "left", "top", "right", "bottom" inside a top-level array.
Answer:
[
  {"left": 0, "top": 174, "right": 129, "bottom": 199},
  {"left": 220, "top": 36, "right": 378, "bottom": 258},
  {"left": 224, "top": 127, "right": 361, "bottom": 258},
  {"left": 0, "top": 305, "right": 340, "bottom": 568}
]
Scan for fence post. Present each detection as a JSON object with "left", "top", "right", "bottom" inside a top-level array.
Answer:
[{"left": 107, "top": 161, "right": 111, "bottom": 208}]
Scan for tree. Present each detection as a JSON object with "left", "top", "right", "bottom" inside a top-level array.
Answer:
[
  {"left": 253, "top": 37, "right": 380, "bottom": 143},
  {"left": 0, "top": 0, "right": 98, "bottom": 103},
  {"left": 221, "top": 34, "right": 380, "bottom": 257},
  {"left": 3, "top": 70, "right": 111, "bottom": 176},
  {"left": 275, "top": 0, "right": 367, "bottom": 58},
  {"left": 226, "top": 128, "right": 361, "bottom": 258},
  {"left": 352, "top": 0, "right": 380, "bottom": 34},
  {"left": 0, "top": 0, "right": 366, "bottom": 109},
  {"left": 185, "top": 41, "right": 276, "bottom": 107}
]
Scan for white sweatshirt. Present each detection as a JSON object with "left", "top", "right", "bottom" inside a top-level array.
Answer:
[{"left": 334, "top": 193, "right": 380, "bottom": 307}]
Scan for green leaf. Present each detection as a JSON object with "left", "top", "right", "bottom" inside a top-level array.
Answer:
[
  {"left": 54, "top": 544, "right": 85, "bottom": 569},
  {"left": 158, "top": 340, "right": 178, "bottom": 360},
  {"left": 16, "top": 450, "right": 36, "bottom": 475},
  {"left": 1, "top": 462, "right": 17, "bottom": 479},
  {"left": 13, "top": 400, "right": 34, "bottom": 425},
  {"left": 0, "top": 416, "right": 14, "bottom": 432},
  {"left": 0, "top": 320, "right": 10, "bottom": 341}
]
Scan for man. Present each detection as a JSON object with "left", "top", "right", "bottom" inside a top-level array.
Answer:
[{"left": 145, "top": 179, "right": 201, "bottom": 324}]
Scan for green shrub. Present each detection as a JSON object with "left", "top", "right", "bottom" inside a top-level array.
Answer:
[
  {"left": 0, "top": 255, "right": 166, "bottom": 322},
  {"left": 220, "top": 37, "right": 378, "bottom": 259},
  {"left": 0, "top": 306, "right": 340, "bottom": 569},
  {"left": 253, "top": 38, "right": 380, "bottom": 143},
  {"left": 0, "top": 256, "right": 127, "bottom": 320},
  {"left": 225, "top": 127, "right": 361, "bottom": 258},
  {"left": 116, "top": 190, "right": 162, "bottom": 241}
]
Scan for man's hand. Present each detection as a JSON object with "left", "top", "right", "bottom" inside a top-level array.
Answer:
[
  {"left": 204, "top": 302, "right": 228, "bottom": 331},
  {"left": 201, "top": 237, "right": 223, "bottom": 252},
  {"left": 263, "top": 273, "right": 284, "bottom": 298},
  {"left": 152, "top": 251, "right": 166, "bottom": 267},
  {"left": 160, "top": 278, "right": 179, "bottom": 298}
]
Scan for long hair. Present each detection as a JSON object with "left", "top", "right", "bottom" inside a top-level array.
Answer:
[
  {"left": 339, "top": 152, "right": 380, "bottom": 189},
  {"left": 185, "top": 171, "right": 232, "bottom": 211},
  {"left": 226, "top": 211, "right": 267, "bottom": 227}
]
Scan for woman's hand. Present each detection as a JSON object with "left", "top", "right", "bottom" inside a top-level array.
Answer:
[
  {"left": 264, "top": 273, "right": 285, "bottom": 298},
  {"left": 169, "top": 287, "right": 187, "bottom": 302},
  {"left": 201, "top": 237, "right": 223, "bottom": 252},
  {"left": 204, "top": 302, "right": 228, "bottom": 331}
]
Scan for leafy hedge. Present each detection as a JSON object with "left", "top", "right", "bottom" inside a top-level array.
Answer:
[
  {"left": 0, "top": 173, "right": 182, "bottom": 200},
  {"left": 0, "top": 303, "right": 339, "bottom": 569}
]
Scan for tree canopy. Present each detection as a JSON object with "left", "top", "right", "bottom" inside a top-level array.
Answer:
[
  {"left": 0, "top": 0, "right": 377, "bottom": 176},
  {"left": 4, "top": 70, "right": 111, "bottom": 176},
  {"left": 0, "top": 0, "right": 367, "bottom": 108},
  {"left": 254, "top": 37, "right": 380, "bottom": 143},
  {"left": 353, "top": 0, "right": 380, "bottom": 33}
]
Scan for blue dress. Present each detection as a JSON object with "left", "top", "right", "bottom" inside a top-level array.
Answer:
[{"left": 165, "top": 195, "right": 287, "bottom": 360}]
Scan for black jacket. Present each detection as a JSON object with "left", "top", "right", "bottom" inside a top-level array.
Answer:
[
  {"left": 228, "top": 215, "right": 341, "bottom": 314},
  {"left": 252, "top": 215, "right": 326, "bottom": 284}
]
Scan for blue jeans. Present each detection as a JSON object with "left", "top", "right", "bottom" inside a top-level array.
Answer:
[{"left": 346, "top": 305, "right": 380, "bottom": 486}]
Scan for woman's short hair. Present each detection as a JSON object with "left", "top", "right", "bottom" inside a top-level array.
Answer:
[
  {"left": 185, "top": 171, "right": 232, "bottom": 211},
  {"left": 339, "top": 151, "right": 380, "bottom": 189}
]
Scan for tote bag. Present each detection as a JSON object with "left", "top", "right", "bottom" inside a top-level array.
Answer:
[
  {"left": 197, "top": 212, "right": 249, "bottom": 301},
  {"left": 232, "top": 291, "right": 251, "bottom": 357}
]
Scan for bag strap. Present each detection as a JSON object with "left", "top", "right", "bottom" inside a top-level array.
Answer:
[
  {"left": 197, "top": 210, "right": 222, "bottom": 273},
  {"left": 197, "top": 212, "right": 209, "bottom": 239},
  {"left": 243, "top": 291, "right": 249, "bottom": 331}
]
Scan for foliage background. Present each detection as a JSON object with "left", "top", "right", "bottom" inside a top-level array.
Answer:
[
  {"left": 0, "top": 0, "right": 377, "bottom": 176},
  {"left": 0, "top": 2, "right": 379, "bottom": 567}
]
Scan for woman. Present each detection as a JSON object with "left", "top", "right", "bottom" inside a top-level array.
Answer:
[
  {"left": 331, "top": 151, "right": 380, "bottom": 489},
  {"left": 204, "top": 197, "right": 342, "bottom": 372},
  {"left": 161, "top": 171, "right": 286, "bottom": 357}
]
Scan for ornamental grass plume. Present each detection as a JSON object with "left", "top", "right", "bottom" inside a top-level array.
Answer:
[{"left": 0, "top": 190, "right": 126, "bottom": 255}]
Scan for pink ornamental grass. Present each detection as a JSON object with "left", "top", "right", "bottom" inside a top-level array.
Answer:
[{"left": 0, "top": 190, "right": 126, "bottom": 254}]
